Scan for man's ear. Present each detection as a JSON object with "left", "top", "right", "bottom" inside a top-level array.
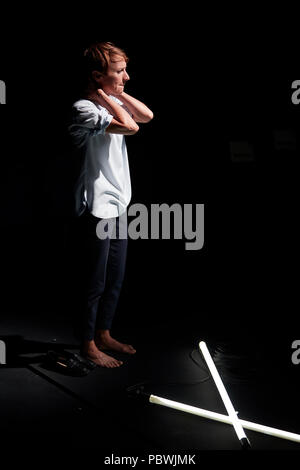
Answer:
[{"left": 92, "top": 70, "right": 103, "bottom": 84}]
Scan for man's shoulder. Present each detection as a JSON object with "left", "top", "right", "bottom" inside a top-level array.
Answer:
[
  {"left": 72, "top": 99, "right": 98, "bottom": 112},
  {"left": 72, "top": 96, "right": 123, "bottom": 111}
]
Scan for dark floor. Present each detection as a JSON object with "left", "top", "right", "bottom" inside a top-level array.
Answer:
[{"left": 1, "top": 306, "right": 300, "bottom": 461}]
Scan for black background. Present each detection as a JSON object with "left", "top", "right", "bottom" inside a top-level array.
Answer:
[
  {"left": 0, "top": 12, "right": 299, "bottom": 457},
  {"left": 1, "top": 18, "right": 298, "bottom": 339},
  {"left": 0, "top": 4, "right": 299, "bottom": 392}
]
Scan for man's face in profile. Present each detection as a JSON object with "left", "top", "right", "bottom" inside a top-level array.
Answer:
[{"left": 99, "top": 56, "right": 130, "bottom": 96}]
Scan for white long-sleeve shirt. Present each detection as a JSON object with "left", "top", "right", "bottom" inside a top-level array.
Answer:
[{"left": 68, "top": 96, "right": 132, "bottom": 218}]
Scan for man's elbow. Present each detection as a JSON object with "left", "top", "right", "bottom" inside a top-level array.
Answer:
[
  {"left": 143, "top": 111, "right": 154, "bottom": 123},
  {"left": 148, "top": 111, "right": 154, "bottom": 121},
  {"left": 135, "top": 111, "right": 154, "bottom": 123},
  {"left": 127, "top": 122, "right": 139, "bottom": 135}
]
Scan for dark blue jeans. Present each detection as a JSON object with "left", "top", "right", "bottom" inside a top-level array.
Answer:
[{"left": 81, "top": 210, "right": 128, "bottom": 341}]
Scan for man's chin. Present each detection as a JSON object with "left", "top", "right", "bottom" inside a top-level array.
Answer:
[
  {"left": 115, "top": 86, "right": 124, "bottom": 95},
  {"left": 105, "top": 86, "right": 124, "bottom": 97}
]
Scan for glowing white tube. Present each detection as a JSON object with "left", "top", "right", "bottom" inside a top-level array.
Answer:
[
  {"left": 149, "top": 395, "right": 300, "bottom": 444},
  {"left": 199, "top": 341, "right": 250, "bottom": 447}
]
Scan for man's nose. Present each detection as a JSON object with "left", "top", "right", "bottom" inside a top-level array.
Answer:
[{"left": 124, "top": 71, "right": 130, "bottom": 81}]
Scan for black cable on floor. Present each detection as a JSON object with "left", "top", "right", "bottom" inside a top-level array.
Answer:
[
  {"left": 126, "top": 348, "right": 211, "bottom": 393},
  {"left": 26, "top": 364, "right": 101, "bottom": 412}
]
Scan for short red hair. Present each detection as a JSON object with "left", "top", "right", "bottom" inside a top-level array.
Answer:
[{"left": 83, "top": 41, "right": 129, "bottom": 76}]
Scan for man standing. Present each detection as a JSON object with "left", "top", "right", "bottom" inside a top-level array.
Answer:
[{"left": 69, "top": 41, "right": 153, "bottom": 367}]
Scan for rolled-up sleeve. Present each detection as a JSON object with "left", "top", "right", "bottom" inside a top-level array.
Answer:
[{"left": 69, "top": 100, "right": 113, "bottom": 147}]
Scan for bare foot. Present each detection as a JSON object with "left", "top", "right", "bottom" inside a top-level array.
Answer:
[
  {"left": 95, "top": 330, "right": 136, "bottom": 355},
  {"left": 81, "top": 340, "right": 123, "bottom": 368}
]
